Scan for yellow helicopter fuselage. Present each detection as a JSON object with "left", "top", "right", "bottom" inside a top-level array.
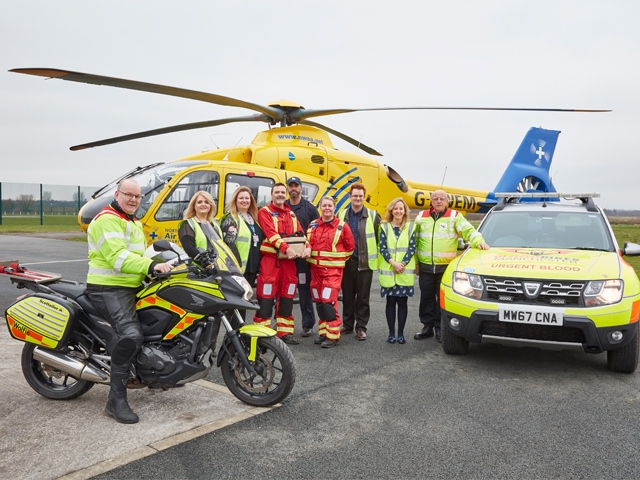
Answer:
[{"left": 79, "top": 125, "right": 492, "bottom": 242}]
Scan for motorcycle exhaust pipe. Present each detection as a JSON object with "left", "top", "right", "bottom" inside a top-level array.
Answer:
[{"left": 33, "top": 347, "right": 110, "bottom": 384}]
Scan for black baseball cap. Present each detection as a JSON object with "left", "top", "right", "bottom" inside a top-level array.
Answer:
[{"left": 287, "top": 176, "right": 302, "bottom": 186}]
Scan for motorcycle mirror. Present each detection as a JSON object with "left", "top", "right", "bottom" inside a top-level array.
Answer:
[{"left": 153, "top": 240, "right": 173, "bottom": 252}]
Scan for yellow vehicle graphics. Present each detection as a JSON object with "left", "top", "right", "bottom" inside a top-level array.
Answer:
[
  {"left": 442, "top": 247, "right": 640, "bottom": 328},
  {"left": 5, "top": 296, "right": 73, "bottom": 349},
  {"left": 136, "top": 293, "right": 205, "bottom": 340}
]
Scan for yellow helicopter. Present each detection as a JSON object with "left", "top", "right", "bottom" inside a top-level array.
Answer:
[{"left": 10, "top": 68, "right": 609, "bottom": 244}]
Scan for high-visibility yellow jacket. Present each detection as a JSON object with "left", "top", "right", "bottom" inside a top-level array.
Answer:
[
  {"left": 415, "top": 208, "right": 484, "bottom": 269},
  {"left": 337, "top": 207, "right": 379, "bottom": 270},
  {"left": 220, "top": 212, "right": 251, "bottom": 273},
  {"left": 378, "top": 222, "right": 417, "bottom": 288},
  {"left": 87, "top": 205, "right": 151, "bottom": 287}
]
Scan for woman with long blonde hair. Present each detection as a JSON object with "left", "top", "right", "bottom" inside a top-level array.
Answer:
[
  {"left": 378, "top": 198, "right": 417, "bottom": 344},
  {"left": 178, "top": 190, "right": 223, "bottom": 259}
]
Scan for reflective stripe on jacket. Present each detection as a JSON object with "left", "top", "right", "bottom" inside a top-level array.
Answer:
[
  {"left": 378, "top": 222, "right": 417, "bottom": 287},
  {"left": 258, "top": 203, "right": 306, "bottom": 256},
  {"left": 185, "top": 217, "right": 223, "bottom": 251},
  {"left": 337, "top": 207, "right": 378, "bottom": 270},
  {"left": 414, "top": 208, "right": 484, "bottom": 267},
  {"left": 87, "top": 206, "right": 151, "bottom": 287},
  {"left": 220, "top": 213, "right": 251, "bottom": 272},
  {"left": 306, "top": 217, "right": 355, "bottom": 268}
]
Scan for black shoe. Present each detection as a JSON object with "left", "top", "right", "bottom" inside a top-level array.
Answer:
[
  {"left": 321, "top": 339, "right": 338, "bottom": 348},
  {"left": 397, "top": 335, "right": 406, "bottom": 344},
  {"left": 105, "top": 397, "right": 139, "bottom": 424},
  {"left": 435, "top": 327, "right": 442, "bottom": 343},
  {"left": 281, "top": 334, "right": 299, "bottom": 345},
  {"left": 301, "top": 328, "right": 313, "bottom": 337},
  {"left": 314, "top": 335, "right": 326, "bottom": 345},
  {"left": 106, "top": 365, "right": 139, "bottom": 424},
  {"left": 414, "top": 325, "right": 435, "bottom": 340},
  {"left": 387, "top": 335, "right": 396, "bottom": 344}
]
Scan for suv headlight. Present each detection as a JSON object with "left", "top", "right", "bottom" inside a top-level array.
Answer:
[
  {"left": 452, "top": 271, "right": 484, "bottom": 300},
  {"left": 232, "top": 275, "right": 254, "bottom": 302},
  {"left": 584, "top": 279, "right": 623, "bottom": 306}
]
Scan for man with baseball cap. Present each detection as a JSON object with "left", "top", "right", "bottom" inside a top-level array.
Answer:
[{"left": 286, "top": 176, "right": 319, "bottom": 337}]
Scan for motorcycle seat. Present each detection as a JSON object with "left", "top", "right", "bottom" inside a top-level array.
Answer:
[{"left": 49, "top": 282, "right": 87, "bottom": 299}]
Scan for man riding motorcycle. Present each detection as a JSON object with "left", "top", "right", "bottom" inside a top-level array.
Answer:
[{"left": 86, "top": 178, "right": 173, "bottom": 424}]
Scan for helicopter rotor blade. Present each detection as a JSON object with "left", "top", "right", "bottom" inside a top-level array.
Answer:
[
  {"left": 10, "top": 68, "right": 283, "bottom": 121},
  {"left": 300, "top": 120, "right": 383, "bottom": 156},
  {"left": 294, "top": 106, "right": 611, "bottom": 121},
  {"left": 70, "top": 114, "right": 267, "bottom": 151}
]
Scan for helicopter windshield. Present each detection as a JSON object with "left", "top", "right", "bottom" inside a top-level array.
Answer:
[{"left": 87, "top": 161, "right": 210, "bottom": 220}]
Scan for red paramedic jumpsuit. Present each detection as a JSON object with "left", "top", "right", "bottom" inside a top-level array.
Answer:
[
  {"left": 306, "top": 217, "right": 355, "bottom": 341},
  {"left": 254, "top": 202, "right": 308, "bottom": 337}
]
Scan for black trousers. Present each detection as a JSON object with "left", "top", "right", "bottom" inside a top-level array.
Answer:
[
  {"left": 86, "top": 285, "right": 143, "bottom": 367},
  {"left": 418, "top": 271, "right": 444, "bottom": 328},
  {"left": 341, "top": 257, "right": 373, "bottom": 332},
  {"left": 296, "top": 258, "right": 316, "bottom": 330}
]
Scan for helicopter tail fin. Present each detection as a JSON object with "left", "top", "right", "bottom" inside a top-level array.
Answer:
[{"left": 490, "top": 126, "right": 560, "bottom": 196}]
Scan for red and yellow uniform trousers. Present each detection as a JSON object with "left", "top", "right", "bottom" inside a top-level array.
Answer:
[
  {"left": 253, "top": 202, "right": 307, "bottom": 338},
  {"left": 306, "top": 217, "right": 355, "bottom": 341}
]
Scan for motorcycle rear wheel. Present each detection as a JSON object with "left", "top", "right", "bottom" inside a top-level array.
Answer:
[
  {"left": 220, "top": 336, "right": 296, "bottom": 407},
  {"left": 21, "top": 344, "right": 95, "bottom": 400}
]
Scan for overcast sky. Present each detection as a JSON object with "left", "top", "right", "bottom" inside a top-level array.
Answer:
[{"left": 2, "top": 1, "right": 638, "bottom": 210}]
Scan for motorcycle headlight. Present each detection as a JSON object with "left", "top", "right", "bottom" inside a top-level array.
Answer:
[
  {"left": 584, "top": 279, "right": 623, "bottom": 306},
  {"left": 232, "top": 275, "right": 254, "bottom": 302},
  {"left": 452, "top": 271, "right": 483, "bottom": 300}
]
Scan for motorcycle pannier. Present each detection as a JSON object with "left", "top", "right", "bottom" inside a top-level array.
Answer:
[{"left": 4, "top": 293, "right": 78, "bottom": 350}]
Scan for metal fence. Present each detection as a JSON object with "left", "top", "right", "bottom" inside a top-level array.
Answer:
[{"left": 0, "top": 182, "right": 100, "bottom": 225}]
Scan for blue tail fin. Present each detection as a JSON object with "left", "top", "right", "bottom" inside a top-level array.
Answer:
[{"left": 491, "top": 127, "right": 560, "bottom": 196}]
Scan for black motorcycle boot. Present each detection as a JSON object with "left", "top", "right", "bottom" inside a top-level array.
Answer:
[{"left": 105, "top": 365, "right": 139, "bottom": 424}]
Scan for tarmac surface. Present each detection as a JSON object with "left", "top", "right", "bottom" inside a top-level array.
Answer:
[
  {"left": 0, "top": 235, "right": 272, "bottom": 480},
  {"left": 0, "top": 321, "right": 274, "bottom": 480},
  {"left": 3, "top": 234, "right": 640, "bottom": 479}
]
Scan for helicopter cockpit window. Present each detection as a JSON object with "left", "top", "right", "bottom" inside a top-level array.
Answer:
[
  {"left": 130, "top": 161, "right": 209, "bottom": 219},
  {"left": 155, "top": 170, "right": 220, "bottom": 221},
  {"left": 224, "top": 174, "right": 275, "bottom": 210}
]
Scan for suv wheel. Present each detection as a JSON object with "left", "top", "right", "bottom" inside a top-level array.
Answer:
[
  {"left": 441, "top": 323, "right": 469, "bottom": 355},
  {"left": 607, "top": 330, "right": 639, "bottom": 374}
]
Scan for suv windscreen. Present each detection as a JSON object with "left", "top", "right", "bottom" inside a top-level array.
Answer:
[{"left": 480, "top": 210, "right": 615, "bottom": 251}]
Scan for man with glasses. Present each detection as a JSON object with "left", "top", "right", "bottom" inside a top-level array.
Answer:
[
  {"left": 337, "top": 183, "right": 381, "bottom": 341},
  {"left": 414, "top": 189, "right": 489, "bottom": 342},
  {"left": 86, "top": 178, "right": 173, "bottom": 423}
]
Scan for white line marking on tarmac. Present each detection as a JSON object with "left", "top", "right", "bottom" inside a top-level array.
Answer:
[{"left": 23, "top": 259, "right": 89, "bottom": 265}]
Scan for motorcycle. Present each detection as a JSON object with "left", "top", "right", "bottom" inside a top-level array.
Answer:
[{"left": 1, "top": 240, "right": 296, "bottom": 407}]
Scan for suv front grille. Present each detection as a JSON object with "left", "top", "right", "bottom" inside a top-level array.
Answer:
[
  {"left": 483, "top": 276, "right": 585, "bottom": 307},
  {"left": 480, "top": 320, "right": 586, "bottom": 344}
]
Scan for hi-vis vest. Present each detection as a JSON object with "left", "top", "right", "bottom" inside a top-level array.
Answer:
[
  {"left": 184, "top": 217, "right": 223, "bottom": 251},
  {"left": 337, "top": 207, "right": 378, "bottom": 270},
  {"left": 221, "top": 213, "right": 251, "bottom": 273},
  {"left": 378, "top": 222, "right": 417, "bottom": 288},
  {"left": 259, "top": 204, "right": 301, "bottom": 256},
  {"left": 306, "top": 219, "right": 352, "bottom": 268},
  {"left": 184, "top": 217, "right": 240, "bottom": 270},
  {"left": 414, "top": 208, "right": 483, "bottom": 266},
  {"left": 87, "top": 206, "right": 151, "bottom": 288}
]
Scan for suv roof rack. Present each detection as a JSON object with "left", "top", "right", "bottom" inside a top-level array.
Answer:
[{"left": 493, "top": 192, "right": 601, "bottom": 212}]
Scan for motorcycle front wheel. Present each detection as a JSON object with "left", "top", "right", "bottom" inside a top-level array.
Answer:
[
  {"left": 220, "top": 336, "right": 296, "bottom": 407},
  {"left": 21, "top": 344, "right": 95, "bottom": 400}
]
